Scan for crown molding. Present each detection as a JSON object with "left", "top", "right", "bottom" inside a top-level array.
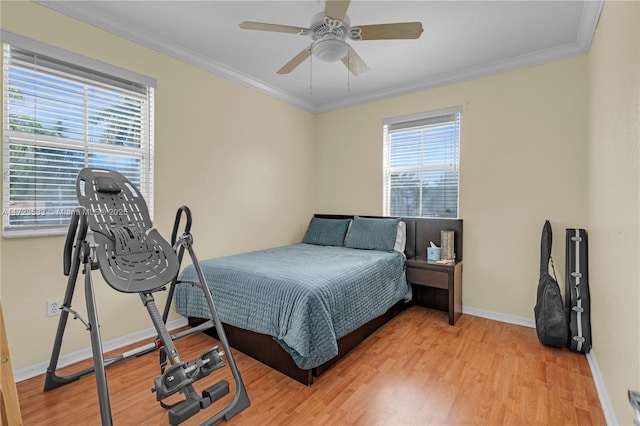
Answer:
[
  {"left": 576, "top": 0, "right": 604, "bottom": 52},
  {"left": 34, "top": 0, "right": 603, "bottom": 114},
  {"left": 316, "top": 41, "right": 586, "bottom": 113},
  {"left": 33, "top": 0, "right": 319, "bottom": 113}
]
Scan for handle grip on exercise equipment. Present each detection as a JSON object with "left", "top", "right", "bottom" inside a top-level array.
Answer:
[
  {"left": 171, "top": 206, "right": 192, "bottom": 246},
  {"left": 63, "top": 207, "right": 87, "bottom": 276}
]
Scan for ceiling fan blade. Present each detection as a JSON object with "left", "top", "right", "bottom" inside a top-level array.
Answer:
[
  {"left": 324, "top": 0, "right": 351, "bottom": 21},
  {"left": 353, "top": 22, "right": 424, "bottom": 40},
  {"left": 277, "top": 48, "right": 312, "bottom": 74},
  {"left": 239, "top": 21, "right": 309, "bottom": 35},
  {"left": 341, "top": 45, "right": 369, "bottom": 77}
]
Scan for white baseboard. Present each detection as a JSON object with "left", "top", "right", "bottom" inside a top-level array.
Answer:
[
  {"left": 463, "top": 305, "right": 615, "bottom": 426},
  {"left": 462, "top": 305, "right": 536, "bottom": 328},
  {"left": 586, "top": 351, "right": 619, "bottom": 426},
  {"left": 14, "top": 317, "right": 188, "bottom": 383}
]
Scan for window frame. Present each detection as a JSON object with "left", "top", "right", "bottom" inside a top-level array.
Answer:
[
  {"left": 1, "top": 31, "right": 156, "bottom": 238},
  {"left": 382, "top": 105, "right": 461, "bottom": 219}
]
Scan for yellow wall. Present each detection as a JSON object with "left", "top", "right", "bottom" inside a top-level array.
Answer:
[
  {"left": 587, "top": 0, "right": 640, "bottom": 422},
  {"left": 0, "top": 1, "right": 315, "bottom": 369},
  {"left": 315, "top": 57, "right": 589, "bottom": 319}
]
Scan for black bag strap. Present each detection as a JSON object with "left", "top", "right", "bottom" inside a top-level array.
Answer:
[
  {"left": 549, "top": 257, "right": 558, "bottom": 281},
  {"left": 540, "top": 220, "right": 553, "bottom": 277}
]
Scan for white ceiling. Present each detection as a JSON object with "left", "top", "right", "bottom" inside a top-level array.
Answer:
[{"left": 36, "top": 0, "right": 603, "bottom": 113}]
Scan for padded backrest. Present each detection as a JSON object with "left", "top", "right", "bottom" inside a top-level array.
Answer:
[
  {"left": 76, "top": 168, "right": 179, "bottom": 293},
  {"left": 76, "top": 168, "right": 152, "bottom": 238}
]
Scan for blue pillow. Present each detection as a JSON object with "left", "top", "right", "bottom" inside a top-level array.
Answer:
[
  {"left": 345, "top": 216, "right": 401, "bottom": 252},
  {"left": 302, "top": 217, "right": 352, "bottom": 247}
]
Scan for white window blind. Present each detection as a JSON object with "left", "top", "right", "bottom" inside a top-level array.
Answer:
[
  {"left": 383, "top": 106, "right": 460, "bottom": 218},
  {"left": 2, "top": 36, "right": 155, "bottom": 237}
]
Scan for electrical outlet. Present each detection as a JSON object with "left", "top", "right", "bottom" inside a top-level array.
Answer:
[{"left": 46, "top": 299, "right": 61, "bottom": 317}]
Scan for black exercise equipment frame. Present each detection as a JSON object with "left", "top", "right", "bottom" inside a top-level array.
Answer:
[{"left": 43, "top": 168, "right": 249, "bottom": 425}]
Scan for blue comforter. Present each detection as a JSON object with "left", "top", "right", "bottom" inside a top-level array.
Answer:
[{"left": 174, "top": 243, "right": 411, "bottom": 369}]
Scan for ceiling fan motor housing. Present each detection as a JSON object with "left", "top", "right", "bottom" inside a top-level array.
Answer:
[{"left": 310, "top": 12, "right": 350, "bottom": 62}]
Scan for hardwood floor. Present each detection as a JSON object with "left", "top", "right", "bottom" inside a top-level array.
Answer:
[{"left": 17, "top": 307, "right": 605, "bottom": 425}]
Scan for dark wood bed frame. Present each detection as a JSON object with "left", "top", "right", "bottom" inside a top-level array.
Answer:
[{"left": 190, "top": 214, "right": 463, "bottom": 385}]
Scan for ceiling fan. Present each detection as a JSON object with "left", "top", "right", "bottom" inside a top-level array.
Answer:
[{"left": 239, "top": 0, "right": 423, "bottom": 76}]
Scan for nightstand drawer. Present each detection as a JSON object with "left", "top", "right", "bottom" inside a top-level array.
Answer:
[{"left": 406, "top": 267, "right": 448, "bottom": 289}]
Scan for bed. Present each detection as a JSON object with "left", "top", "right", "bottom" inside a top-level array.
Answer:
[{"left": 174, "top": 214, "right": 463, "bottom": 385}]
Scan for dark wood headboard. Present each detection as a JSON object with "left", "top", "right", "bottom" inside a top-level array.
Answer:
[{"left": 314, "top": 214, "right": 463, "bottom": 262}]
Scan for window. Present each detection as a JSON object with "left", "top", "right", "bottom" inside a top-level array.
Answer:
[
  {"left": 383, "top": 106, "right": 460, "bottom": 218},
  {"left": 2, "top": 32, "right": 155, "bottom": 237}
]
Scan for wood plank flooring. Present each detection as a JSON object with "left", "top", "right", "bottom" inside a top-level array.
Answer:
[{"left": 16, "top": 307, "right": 605, "bottom": 425}]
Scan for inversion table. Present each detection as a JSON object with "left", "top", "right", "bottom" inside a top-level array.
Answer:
[{"left": 43, "top": 168, "right": 249, "bottom": 425}]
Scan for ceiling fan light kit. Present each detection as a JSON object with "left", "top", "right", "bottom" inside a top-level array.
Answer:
[
  {"left": 313, "top": 36, "right": 348, "bottom": 62},
  {"left": 239, "top": 0, "right": 423, "bottom": 76}
]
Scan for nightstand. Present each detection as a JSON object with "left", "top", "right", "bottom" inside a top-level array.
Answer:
[{"left": 406, "top": 257, "right": 462, "bottom": 325}]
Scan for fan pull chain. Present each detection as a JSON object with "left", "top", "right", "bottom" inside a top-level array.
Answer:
[
  {"left": 309, "top": 52, "right": 313, "bottom": 95},
  {"left": 347, "top": 49, "right": 351, "bottom": 93}
]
